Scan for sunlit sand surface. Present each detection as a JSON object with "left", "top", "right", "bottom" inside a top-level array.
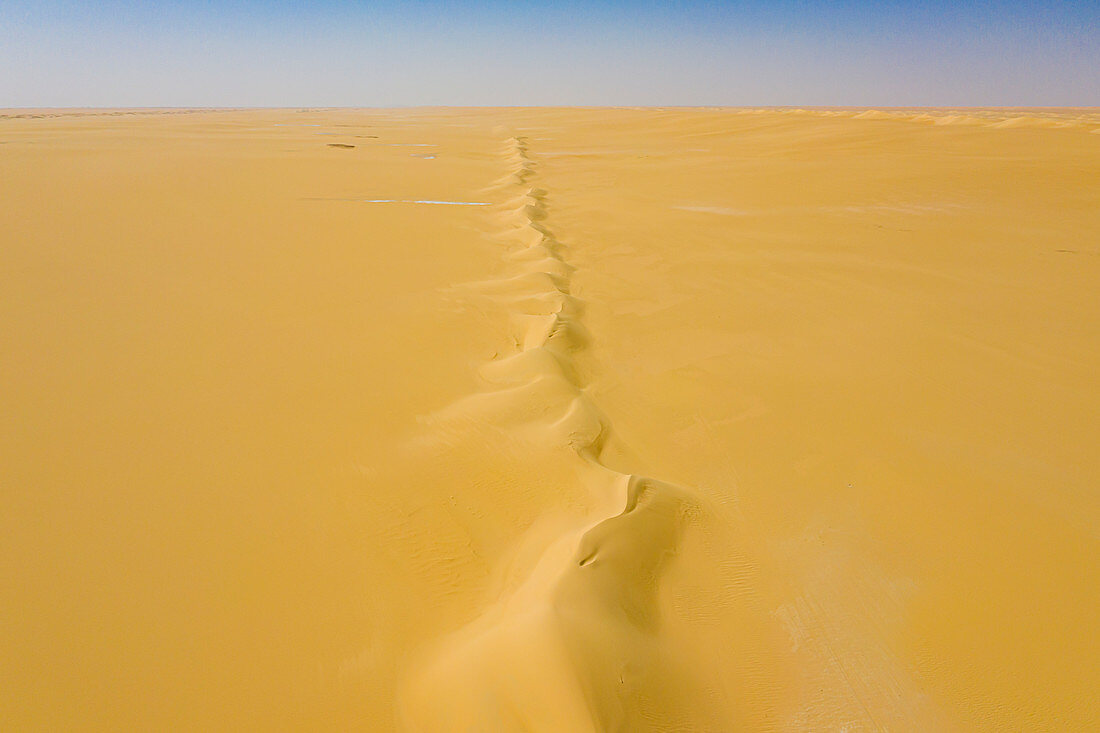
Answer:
[{"left": 3, "top": 107, "right": 1098, "bottom": 730}]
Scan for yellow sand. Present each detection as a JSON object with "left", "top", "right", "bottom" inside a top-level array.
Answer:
[{"left": 2, "top": 107, "right": 1098, "bottom": 731}]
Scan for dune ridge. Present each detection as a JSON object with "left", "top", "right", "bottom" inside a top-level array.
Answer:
[
  {"left": 0, "top": 108, "right": 236, "bottom": 120},
  {"left": 399, "top": 136, "right": 708, "bottom": 731},
  {"left": 734, "top": 106, "right": 1100, "bottom": 131}
]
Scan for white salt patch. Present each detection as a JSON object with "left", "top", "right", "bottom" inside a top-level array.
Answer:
[{"left": 675, "top": 203, "right": 964, "bottom": 217}]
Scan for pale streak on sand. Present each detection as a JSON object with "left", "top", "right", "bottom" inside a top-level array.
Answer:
[
  {"left": 2, "top": 107, "right": 1098, "bottom": 731},
  {"left": 675, "top": 203, "right": 965, "bottom": 217}
]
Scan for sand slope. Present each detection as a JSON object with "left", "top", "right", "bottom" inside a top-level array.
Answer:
[{"left": 2, "top": 108, "right": 1098, "bottom": 730}]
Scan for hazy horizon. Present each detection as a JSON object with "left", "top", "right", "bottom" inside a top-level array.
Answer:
[{"left": 3, "top": 0, "right": 1099, "bottom": 108}]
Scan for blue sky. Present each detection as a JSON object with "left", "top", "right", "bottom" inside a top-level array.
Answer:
[{"left": 2, "top": 1, "right": 1097, "bottom": 107}]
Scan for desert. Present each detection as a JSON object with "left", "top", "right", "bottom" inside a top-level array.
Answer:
[{"left": 3, "top": 106, "right": 1098, "bottom": 729}]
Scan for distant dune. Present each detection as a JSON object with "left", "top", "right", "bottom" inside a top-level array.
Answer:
[{"left": 2, "top": 107, "right": 1098, "bottom": 731}]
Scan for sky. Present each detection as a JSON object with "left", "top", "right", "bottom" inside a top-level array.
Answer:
[{"left": 2, "top": 0, "right": 1098, "bottom": 107}]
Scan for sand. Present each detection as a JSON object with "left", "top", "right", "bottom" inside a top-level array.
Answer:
[{"left": 2, "top": 107, "right": 1098, "bottom": 730}]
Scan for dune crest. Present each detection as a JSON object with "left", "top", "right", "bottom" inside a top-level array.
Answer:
[{"left": 399, "top": 137, "right": 709, "bottom": 731}]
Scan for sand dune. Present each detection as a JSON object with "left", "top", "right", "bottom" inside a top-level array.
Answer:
[
  {"left": 2, "top": 107, "right": 1098, "bottom": 730},
  {"left": 400, "top": 138, "right": 708, "bottom": 730}
]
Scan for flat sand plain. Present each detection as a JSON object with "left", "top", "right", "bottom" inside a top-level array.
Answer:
[{"left": 2, "top": 107, "right": 1098, "bottom": 730}]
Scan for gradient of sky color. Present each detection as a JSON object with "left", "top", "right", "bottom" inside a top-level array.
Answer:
[{"left": 2, "top": 1, "right": 1098, "bottom": 107}]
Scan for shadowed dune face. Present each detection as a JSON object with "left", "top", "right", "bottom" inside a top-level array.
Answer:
[{"left": 2, "top": 107, "right": 1099, "bottom": 731}]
